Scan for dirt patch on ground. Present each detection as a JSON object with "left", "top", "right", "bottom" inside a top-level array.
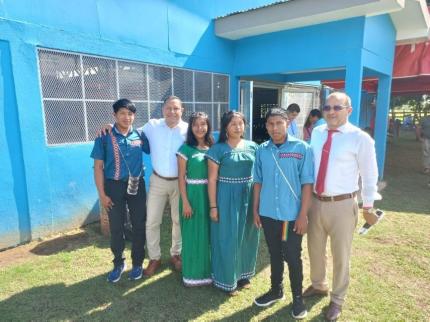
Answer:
[
  {"left": 0, "top": 242, "right": 37, "bottom": 269},
  {"left": 0, "top": 226, "right": 100, "bottom": 269}
]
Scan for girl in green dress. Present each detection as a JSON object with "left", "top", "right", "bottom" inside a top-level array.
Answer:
[
  {"left": 206, "top": 111, "right": 260, "bottom": 295},
  {"left": 176, "top": 112, "right": 214, "bottom": 287}
]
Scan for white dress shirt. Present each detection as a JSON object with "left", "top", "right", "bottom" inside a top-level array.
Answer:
[
  {"left": 142, "top": 118, "right": 188, "bottom": 177},
  {"left": 311, "top": 122, "right": 380, "bottom": 207}
]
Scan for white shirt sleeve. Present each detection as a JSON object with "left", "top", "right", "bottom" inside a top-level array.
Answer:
[{"left": 357, "top": 132, "right": 379, "bottom": 207}]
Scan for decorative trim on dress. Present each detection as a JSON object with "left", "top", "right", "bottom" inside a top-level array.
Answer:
[
  {"left": 205, "top": 154, "right": 219, "bottom": 164},
  {"left": 212, "top": 270, "right": 255, "bottom": 291},
  {"left": 183, "top": 277, "right": 212, "bottom": 287},
  {"left": 218, "top": 176, "right": 253, "bottom": 183},
  {"left": 176, "top": 151, "right": 188, "bottom": 160},
  {"left": 186, "top": 178, "right": 208, "bottom": 185}
]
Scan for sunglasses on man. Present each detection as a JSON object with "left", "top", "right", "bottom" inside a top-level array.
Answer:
[{"left": 322, "top": 104, "right": 349, "bottom": 112}]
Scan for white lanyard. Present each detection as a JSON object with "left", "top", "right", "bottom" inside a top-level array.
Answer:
[{"left": 271, "top": 148, "right": 299, "bottom": 202}]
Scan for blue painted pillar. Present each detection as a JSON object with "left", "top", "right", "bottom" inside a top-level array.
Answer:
[
  {"left": 9, "top": 41, "right": 54, "bottom": 239},
  {"left": 230, "top": 76, "right": 239, "bottom": 110},
  {"left": 0, "top": 41, "right": 32, "bottom": 247},
  {"left": 374, "top": 74, "right": 391, "bottom": 179},
  {"left": 345, "top": 62, "right": 363, "bottom": 126}
]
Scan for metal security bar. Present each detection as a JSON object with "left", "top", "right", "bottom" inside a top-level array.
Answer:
[{"left": 37, "top": 48, "right": 230, "bottom": 145}]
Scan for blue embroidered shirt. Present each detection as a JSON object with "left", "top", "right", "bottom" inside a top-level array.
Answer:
[
  {"left": 90, "top": 125, "right": 150, "bottom": 180},
  {"left": 253, "top": 135, "right": 314, "bottom": 221}
]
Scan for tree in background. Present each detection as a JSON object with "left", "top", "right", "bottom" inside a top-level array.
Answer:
[{"left": 390, "top": 94, "right": 430, "bottom": 124}]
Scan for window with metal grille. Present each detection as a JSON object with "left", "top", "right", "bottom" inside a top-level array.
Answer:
[{"left": 37, "top": 49, "right": 230, "bottom": 145}]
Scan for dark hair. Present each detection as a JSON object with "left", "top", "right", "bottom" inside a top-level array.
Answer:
[
  {"left": 265, "top": 108, "right": 289, "bottom": 121},
  {"left": 186, "top": 112, "right": 214, "bottom": 147},
  {"left": 304, "top": 109, "right": 322, "bottom": 128},
  {"left": 113, "top": 98, "right": 136, "bottom": 113},
  {"left": 218, "top": 110, "right": 246, "bottom": 143},
  {"left": 163, "top": 95, "right": 184, "bottom": 108},
  {"left": 287, "top": 103, "right": 300, "bottom": 113}
]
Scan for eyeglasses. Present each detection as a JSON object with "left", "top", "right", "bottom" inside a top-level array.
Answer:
[{"left": 322, "top": 104, "right": 349, "bottom": 112}]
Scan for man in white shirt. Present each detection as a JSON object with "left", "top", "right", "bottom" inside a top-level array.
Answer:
[
  {"left": 143, "top": 96, "right": 188, "bottom": 276},
  {"left": 304, "top": 92, "right": 379, "bottom": 321}
]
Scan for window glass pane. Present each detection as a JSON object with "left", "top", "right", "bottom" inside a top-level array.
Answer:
[
  {"left": 134, "top": 102, "right": 149, "bottom": 128},
  {"left": 148, "top": 65, "right": 172, "bottom": 101},
  {"left": 38, "top": 49, "right": 229, "bottom": 145},
  {"left": 173, "top": 69, "right": 193, "bottom": 102},
  {"left": 83, "top": 56, "right": 117, "bottom": 100},
  {"left": 213, "top": 74, "right": 229, "bottom": 102},
  {"left": 118, "top": 61, "right": 147, "bottom": 101},
  {"left": 44, "top": 100, "right": 86, "bottom": 144},
  {"left": 182, "top": 103, "right": 195, "bottom": 123},
  {"left": 86, "top": 101, "right": 115, "bottom": 141},
  {"left": 38, "top": 50, "right": 82, "bottom": 99},
  {"left": 195, "top": 72, "right": 211, "bottom": 102},
  {"left": 149, "top": 102, "right": 163, "bottom": 119}
]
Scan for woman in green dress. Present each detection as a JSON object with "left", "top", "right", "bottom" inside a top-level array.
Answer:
[
  {"left": 176, "top": 112, "right": 214, "bottom": 287},
  {"left": 206, "top": 111, "right": 260, "bottom": 295}
]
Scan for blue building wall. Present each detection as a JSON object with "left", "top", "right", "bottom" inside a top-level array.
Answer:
[
  {"left": 0, "top": 0, "right": 277, "bottom": 248},
  {"left": 362, "top": 14, "right": 396, "bottom": 75},
  {"left": 234, "top": 17, "right": 366, "bottom": 77},
  {"left": 0, "top": 0, "right": 396, "bottom": 248},
  {"left": 0, "top": 41, "right": 31, "bottom": 247}
]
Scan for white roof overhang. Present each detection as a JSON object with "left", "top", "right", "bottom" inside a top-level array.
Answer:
[{"left": 215, "top": 0, "right": 430, "bottom": 43}]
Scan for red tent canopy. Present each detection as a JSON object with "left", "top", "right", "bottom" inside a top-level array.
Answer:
[
  {"left": 391, "top": 41, "right": 430, "bottom": 94},
  {"left": 323, "top": 8, "right": 430, "bottom": 96}
]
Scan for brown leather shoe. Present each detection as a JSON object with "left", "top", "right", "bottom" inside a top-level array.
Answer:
[
  {"left": 144, "top": 259, "right": 161, "bottom": 276},
  {"left": 325, "top": 302, "right": 342, "bottom": 321},
  {"left": 303, "top": 285, "right": 329, "bottom": 297},
  {"left": 170, "top": 255, "right": 182, "bottom": 272}
]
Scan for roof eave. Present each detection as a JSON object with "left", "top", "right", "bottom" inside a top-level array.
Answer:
[{"left": 215, "top": 0, "right": 429, "bottom": 43}]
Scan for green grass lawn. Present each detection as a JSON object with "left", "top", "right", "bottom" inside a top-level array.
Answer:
[{"left": 0, "top": 132, "right": 429, "bottom": 321}]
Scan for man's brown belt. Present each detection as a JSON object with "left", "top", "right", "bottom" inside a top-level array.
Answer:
[
  {"left": 153, "top": 170, "right": 178, "bottom": 181},
  {"left": 313, "top": 192, "right": 357, "bottom": 202}
]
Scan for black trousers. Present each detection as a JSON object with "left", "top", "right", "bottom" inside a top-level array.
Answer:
[
  {"left": 105, "top": 178, "right": 146, "bottom": 267},
  {"left": 260, "top": 216, "right": 303, "bottom": 296}
]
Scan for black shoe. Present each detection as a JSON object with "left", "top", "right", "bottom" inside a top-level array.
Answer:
[
  {"left": 291, "top": 296, "right": 307, "bottom": 320},
  {"left": 254, "top": 289, "right": 284, "bottom": 307}
]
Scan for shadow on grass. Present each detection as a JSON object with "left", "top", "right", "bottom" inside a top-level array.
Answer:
[
  {"left": 219, "top": 295, "right": 327, "bottom": 322},
  {"left": 0, "top": 266, "right": 231, "bottom": 320},
  {"left": 3, "top": 215, "right": 273, "bottom": 320},
  {"left": 30, "top": 224, "right": 108, "bottom": 256}
]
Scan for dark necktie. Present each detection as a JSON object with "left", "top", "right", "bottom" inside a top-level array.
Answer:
[{"left": 315, "top": 130, "right": 338, "bottom": 195}]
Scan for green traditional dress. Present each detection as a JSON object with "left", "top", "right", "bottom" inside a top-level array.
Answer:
[
  {"left": 206, "top": 140, "right": 260, "bottom": 292},
  {"left": 176, "top": 144, "right": 212, "bottom": 286}
]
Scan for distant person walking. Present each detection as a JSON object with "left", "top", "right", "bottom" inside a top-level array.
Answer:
[
  {"left": 416, "top": 115, "right": 430, "bottom": 174},
  {"left": 287, "top": 103, "right": 301, "bottom": 138}
]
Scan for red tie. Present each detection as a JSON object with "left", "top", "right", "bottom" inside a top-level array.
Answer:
[{"left": 315, "top": 130, "right": 338, "bottom": 195}]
